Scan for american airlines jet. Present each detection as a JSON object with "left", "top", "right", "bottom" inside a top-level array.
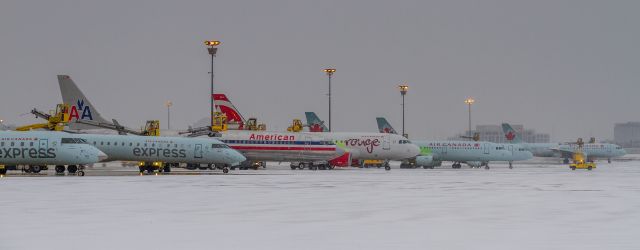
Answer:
[{"left": 214, "top": 95, "right": 421, "bottom": 170}]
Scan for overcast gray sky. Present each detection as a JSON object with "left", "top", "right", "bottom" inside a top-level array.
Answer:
[{"left": 1, "top": 0, "right": 638, "bottom": 141}]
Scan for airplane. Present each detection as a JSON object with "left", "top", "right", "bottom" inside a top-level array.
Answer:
[
  {"left": 502, "top": 123, "right": 626, "bottom": 163},
  {"left": 212, "top": 96, "right": 420, "bottom": 170},
  {"left": 67, "top": 133, "right": 247, "bottom": 173},
  {"left": 58, "top": 75, "right": 344, "bottom": 170},
  {"left": 0, "top": 130, "right": 107, "bottom": 175},
  {"left": 376, "top": 117, "right": 533, "bottom": 169}
]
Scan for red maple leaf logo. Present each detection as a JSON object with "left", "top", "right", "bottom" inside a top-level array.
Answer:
[{"left": 506, "top": 131, "right": 515, "bottom": 141}]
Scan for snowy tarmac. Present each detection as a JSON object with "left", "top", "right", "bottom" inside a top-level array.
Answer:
[{"left": 2, "top": 160, "right": 640, "bottom": 250}]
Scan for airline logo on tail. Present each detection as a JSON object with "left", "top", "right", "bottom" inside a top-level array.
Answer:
[
  {"left": 213, "top": 94, "right": 245, "bottom": 129},
  {"left": 376, "top": 118, "right": 397, "bottom": 134},
  {"left": 376, "top": 117, "right": 398, "bottom": 134},
  {"left": 304, "top": 112, "right": 329, "bottom": 132},
  {"left": 68, "top": 99, "right": 93, "bottom": 121},
  {"left": 501, "top": 123, "right": 522, "bottom": 143},
  {"left": 505, "top": 131, "right": 516, "bottom": 141}
]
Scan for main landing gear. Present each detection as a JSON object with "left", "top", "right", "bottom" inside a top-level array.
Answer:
[
  {"left": 508, "top": 162, "right": 513, "bottom": 169},
  {"left": 54, "top": 165, "right": 85, "bottom": 176},
  {"left": 451, "top": 163, "right": 462, "bottom": 169}
]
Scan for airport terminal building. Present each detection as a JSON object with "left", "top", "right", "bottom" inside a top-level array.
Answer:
[
  {"left": 450, "top": 124, "right": 550, "bottom": 143},
  {"left": 614, "top": 122, "right": 640, "bottom": 148}
]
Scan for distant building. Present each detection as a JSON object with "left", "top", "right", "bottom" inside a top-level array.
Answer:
[
  {"left": 449, "top": 124, "right": 550, "bottom": 143},
  {"left": 614, "top": 122, "right": 640, "bottom": 148}
]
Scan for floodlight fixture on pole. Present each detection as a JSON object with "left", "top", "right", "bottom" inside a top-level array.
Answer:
[
  {"left": 464, "top": 97, "right": 475, "bottom": 137},
  {"left": 324, "top": 68, "right": 336, "bottom": 132},
  {"left": 399, "top": 84, "right": 409, "bottom": 138}
]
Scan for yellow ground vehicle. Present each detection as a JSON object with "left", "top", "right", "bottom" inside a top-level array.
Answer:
[
  {"left": 361, "top": 160, "right": 385, "bottom": 168},
  {"left": 0, "top": 165, "right": 6, "bottom": 175},
  {"left": 569, "top": 138, "right": 596, "bottom": 170},
  {"left": 570, "top": 161, "right": 596, "bottom": 170},
  {"left": 287, "top": 119, "right": 304, "bottom": 132},
  {"left": 15, "top": 104, "right": 70, "bottom": 131},
  {"left": 137, "top": 120, "right": 170, "bottom": 174}
]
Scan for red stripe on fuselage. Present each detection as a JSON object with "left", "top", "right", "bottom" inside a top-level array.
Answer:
[{"left": 230, "top": 146, "right": 336, "bottom": 151}]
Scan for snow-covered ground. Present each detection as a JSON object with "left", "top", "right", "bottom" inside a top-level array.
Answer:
[{"left": 2, "top": 160, "right": 640, "bottom": 250}]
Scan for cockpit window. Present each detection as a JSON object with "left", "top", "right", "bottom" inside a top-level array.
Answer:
[
  {"left": 61, "top": 138, "right": 88, "bottom": 144},
  {"left": 211, "top": 144, "right": 230, "bottom": 149},
  {"left": 398, "top": 140, "right": 411, "bottom": 144}
]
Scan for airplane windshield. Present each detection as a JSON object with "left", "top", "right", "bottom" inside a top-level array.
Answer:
[
  {"left": 61, "top": 138, "right": 88, "bottom": 144},
  {"left": 211, "top": 144, "right": 230, "bottom": 149}
]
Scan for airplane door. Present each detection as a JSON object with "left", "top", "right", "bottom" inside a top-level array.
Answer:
[
  {"left": 383, "top": 135, "right": 390, "bottom": 150},
  {"left": 483, "top": 143, "right": 489, "bottom": 154},
  {"left": 508, "top": 145, "right": 514, "bottom": 155},
  {"left": 303, "top": 136, "right": 312, "bottom": 156},
  {"left": 194, "top": 144, "right": 203, "bottom": 158}
]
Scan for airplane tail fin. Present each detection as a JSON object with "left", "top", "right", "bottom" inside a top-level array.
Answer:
[
  {"left": 213, "top": 94, "right": 246, "bottom": 130},
  {"left": 501, "top": 123, "right": 522, "bottom": 143},
  {"left": 304, "top": 112, "right": 329, "bottom": 132},
  {"left": 376, "top": 117, "right": 398, "bottom": 134},
  {"left": 57, "top": 75, "right": 110, "bottom": 130}
]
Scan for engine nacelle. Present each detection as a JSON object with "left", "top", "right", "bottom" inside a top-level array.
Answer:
[
  {"left": 415, "top": 155, "right": 434, "bottom": 166},
  {"left": 466, "top": 161, "right": 483, "bottom": 168}
]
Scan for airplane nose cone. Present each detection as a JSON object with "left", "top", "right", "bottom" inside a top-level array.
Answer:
[
  {"left": 230, "top": 149, "right": 246, "bottom": 163},
  {"left": 97, "top": 151, "right": 109, "bottom": 162},
  {"left": 409, "top": 144, "right": 421, "bottom": 157}
]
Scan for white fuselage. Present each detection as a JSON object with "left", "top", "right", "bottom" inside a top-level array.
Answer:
[
  {"left": 67, "top": 134, "right": 246, "bottom": 165},
  {"left": 0, "top": 131, "right": 105, "bottom": 166},
  {"left": 214, "top": 130, "right": 344, "bottom": 162},
  {"left": 416, "top": 140, "right": 532, "bottom": 163},
  {"left": 308, "top": 132, "right": 421, "bottom": 160}
]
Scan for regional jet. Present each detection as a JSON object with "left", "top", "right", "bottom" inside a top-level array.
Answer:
[{"left": 0, "top": 130, "right": 107, "bottom": 175}]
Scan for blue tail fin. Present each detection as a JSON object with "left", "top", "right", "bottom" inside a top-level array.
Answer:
[
  {"left": 501, "top": 123, "right": 522, "bottom": 143},
  {"left": 304, "top": 112, "right": 329, "bottom": 132},
  {"left": 376, "top": 117, "right": 398, "bottom": 134}
]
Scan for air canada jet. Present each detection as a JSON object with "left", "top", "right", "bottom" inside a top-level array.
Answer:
[
  {"left": 214, "top": 96, "right": 421, "bottom": 170},
  {"left": 375, "top": 117, "right": 532, "bottom": 169},
  {"left": 501, "top": 123, "right": 626, "bottom": 163},
  {"left": 58, "top": 75, "right": 343, "bottom": 170},
  {"left": 0, "top": 130, "right": 107, "bottom": 175}
]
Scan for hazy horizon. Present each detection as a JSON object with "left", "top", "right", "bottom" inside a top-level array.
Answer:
[{"left": 1, "top": 0, "right": 639, "bottom": 141}]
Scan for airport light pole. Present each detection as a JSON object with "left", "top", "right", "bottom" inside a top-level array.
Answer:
[
  {"left": 324, "top": 68, "right": 336, "bottom": 132},
  {"left": 464, "top": 98, "right": 475, "bottom": 137},
  {"left": 205, "top": 40, "right": 221, "bottom": 128},
  {"left": 399, "top": 85, "right": 409, "bottom": 138},
  {"left": 165, "top": 101, "right": 172, "bottom": 130}
]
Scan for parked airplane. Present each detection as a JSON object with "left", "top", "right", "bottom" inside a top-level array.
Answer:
[
  {"left": 376, "top": 117, "right": 532, "bottom": 169},
  {"left": 214, "top": 97, "right": 420, "bottom": 170},
  {"left": 0, "top": 130, "right": 107, "bottom": 175},
  {"left": 501, "top": 123, "right": 626, "bottom": 163},
  {"left": 59, "top": 75, "right": 343, "bottom": 170},
  {"left": 68, "top": 133, "right": 246, "bottom": 173}
]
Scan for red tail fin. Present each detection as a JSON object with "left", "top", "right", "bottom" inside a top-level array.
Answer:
[{"left": 213, "top": 94, "right": 246, "bottom": 130}]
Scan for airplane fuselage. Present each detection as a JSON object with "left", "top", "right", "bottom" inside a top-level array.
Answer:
[
  {"left": 0, "top": 131, "right": 105, "bottom": 166},
  {"left": 67, "top": 134, "right": 246, "bottom": 165}
]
